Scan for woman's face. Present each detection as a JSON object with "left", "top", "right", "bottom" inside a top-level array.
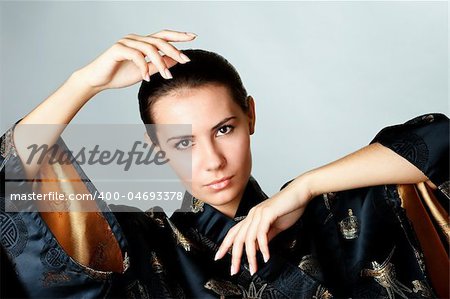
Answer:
[{"left": 151, "top": 83, "right": 255, "bottom": 217}]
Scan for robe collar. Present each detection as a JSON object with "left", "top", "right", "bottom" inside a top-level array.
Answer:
[{"left": 171, "top": 176, "right": 268, "bottom": 245}]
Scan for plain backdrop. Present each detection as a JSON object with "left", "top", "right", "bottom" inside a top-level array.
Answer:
[{"left": 1, "top": 1, "right": 448, "bottom": 196}]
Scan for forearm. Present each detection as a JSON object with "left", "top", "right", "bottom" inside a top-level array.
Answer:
[
  {"left": 217, "top": 142, "right": 429, "bottom": 270},
  {"left": 7, "top": 30, "right": 196, "bottom": 181},
  {"left": 18, "top": 70, "right": 99, "bottom": 125},
  {"left": 13, "top": 70, "right": 100, "bottom": 179},
  {"left": 295, "top": 142, "right": 429, "bottom": 198}
]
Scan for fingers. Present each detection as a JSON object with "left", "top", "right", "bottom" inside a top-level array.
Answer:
[
  {"left": 214, "top": 220, "right": 249, "bottom": 276},
  {"left": 110, "top": 43, "right": 150, "bottom": 82},
  {"left": 160, "top": 55, "right": 179, "bottom": 71},
  {"left": 245, "top": 207, "right": 273, "bottom": 275},
  {"left": 230, "top": 218, "right": 252, "bottom": 276},
  {"left": 114, "top": 31, "right": 196, "bottom": 81},
  {"left": 215, "top": 223, "right": 241, "bottom": 261},
  {"left": 245, "top": 210, "right": 261, "bottom": 275},
  {"left": 118, "top": 38, "right": 172, "bottom": 79},
  {"left": 213, "top": 184, "right": 311, "bottom": 277},
  {"left": 150, "top": 29, "right": 197, "bottom": 41},
  {"left": 215, "top": 206, "right": 274, "bottom": 277},
  {"left": 257, "top": 220, "right": 271, "bottom": 263},
  {"left": 124, "top": 34, "right": 193, "bottom": 64}
]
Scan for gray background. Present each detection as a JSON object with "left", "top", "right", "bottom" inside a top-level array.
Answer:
[{"left": 1, "top": 1, "right": 448, "bottom": 196}]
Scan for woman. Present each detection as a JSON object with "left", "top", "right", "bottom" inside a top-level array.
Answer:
[{"left": 1, "top": 30, "right": 448, "bottom": 298}]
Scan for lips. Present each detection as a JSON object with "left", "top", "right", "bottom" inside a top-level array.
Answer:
[{"left": 205, "top": 176, "right": 233, "bottom": 190}]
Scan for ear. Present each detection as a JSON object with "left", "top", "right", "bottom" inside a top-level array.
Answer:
[{"left": 247, "top": 96, "right": 256, "bottom": 135}]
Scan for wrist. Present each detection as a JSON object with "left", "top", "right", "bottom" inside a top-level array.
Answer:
[
  {"left": 292, "top": 172, "right": 316, "bottom": 204},
  {"left": 69, "top": 69, "right": 104, "bottom": 99}
]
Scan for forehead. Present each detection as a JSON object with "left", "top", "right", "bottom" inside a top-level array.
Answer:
[{"left": 152, "top": 84, "right": 244, "bottom": 126}]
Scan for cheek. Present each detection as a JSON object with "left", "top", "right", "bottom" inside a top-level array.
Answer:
[
  {"left": 158, "top": 148, "right": 193, "bottom": 191},
  {"left": 225, "top": 131, "right": 251, "bottom": 168},
  {"left": 170, "top": 159, "right": 192, "bottom": 183},
  {"left": 190, "top": 133, "right": 251, "bottom": 175},
  {"left": 191, "top": 131, "right": 251, "bottom": 186}
]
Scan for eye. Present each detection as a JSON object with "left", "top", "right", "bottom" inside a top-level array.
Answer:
[
  {"left": 174, "top": 139, "right": 193, "bottom": 150},
  {"left": 216, "top": 125, "right": 234, "bottom": 137}
]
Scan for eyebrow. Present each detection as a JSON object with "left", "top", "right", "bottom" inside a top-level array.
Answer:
[
  {"left": 166, "top": 116, "right": 236, "bottom": 143},
  {"left": 211, "top": 116, "right": 236, "bottom": 131}
]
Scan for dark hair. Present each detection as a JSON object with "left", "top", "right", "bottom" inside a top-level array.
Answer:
[{"left": 138, "top": 49, "right": 248, "bottom": 144}]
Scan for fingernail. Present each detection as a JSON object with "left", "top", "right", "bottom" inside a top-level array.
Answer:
[
  {"left": 230, "top": 265, "right": 237, "bottom": 276},
  {"left": 144, "top": 73, "right": 150, "bottom": 82},
  {"left": 186, "top": 32, "right": 197, "bottom": 37},
  {"left": 180, "top": 53, "right": 191, "bottom": 63},
  {"left": 164, "top": 68, "right": 173, "bottom": 79},
  {"left": 249, "top": 265, "right": 254, "bottom": 276},
  {"left": 263, "top": 254, "right": 268, "bottom": 263},
  {"left": 214, "top": 252, "right": 219, "bottom": 261}
]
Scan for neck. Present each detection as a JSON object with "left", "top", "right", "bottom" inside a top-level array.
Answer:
[{"left": 211, "top": 189, "right": 245, "bottom": 218}]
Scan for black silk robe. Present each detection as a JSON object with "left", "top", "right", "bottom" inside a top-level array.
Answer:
[{"left": 1, "top": 113, "right": 448, "bottom": 298}]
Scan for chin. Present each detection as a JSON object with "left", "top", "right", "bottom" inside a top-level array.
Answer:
[{"left": 196, "top": 185, "right": 243, "bottom": 207}]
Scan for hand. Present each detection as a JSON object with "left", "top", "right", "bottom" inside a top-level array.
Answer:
[
  {"left": 214, "top": 176, "right": 313, "bottom": 276},
  {"left": 75, "top": 29, "right": 197, "bottom": 92}
]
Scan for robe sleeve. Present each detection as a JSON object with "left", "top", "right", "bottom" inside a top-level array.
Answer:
[
  {"left": 0, "top": 119, "right": 32, "bottom": 198},
  {"left": 1, "top": 120, "right": 128, "bottom": 274},
  {"left": 370, "top": 113, "right": 449, "bottom": 199},
  {"left": 0, "top": 120, "right": 30, "bottom": 297}
]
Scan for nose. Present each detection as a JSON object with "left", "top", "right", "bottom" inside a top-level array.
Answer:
[{"left": 201, "top": 141, "right": 226, "bottom": 172}]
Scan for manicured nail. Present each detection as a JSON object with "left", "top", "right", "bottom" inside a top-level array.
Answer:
[
  {"left": 186, "top": 32, "right": 197, "bottom": 37},
  {"left": 164, "top": 68, "right": 173, "bottom": 79},
  {"left": 249, "top": 264, "right": 255, "bottom": 276},
  {"left": 180, "top": 53, "right": 191, "bottom": 63},
  {"left": 230, "top": 264, "right": 237, "bottom": 276},
  {"left": 144, "top": 73, "right": 150, "bottom": 82},
  {"left": 214, "top": 252, "right": 219, "bottom": 261},
  {"left": 263, "top": 254, "right": 269, "bottom": 263}
]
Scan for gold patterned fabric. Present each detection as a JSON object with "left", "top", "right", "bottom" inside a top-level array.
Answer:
[
  {"left": 2, "top": 124, "right": 125, "bottom": 273},
  {"left": 397, "top": 183, "right": 449, "bottom": 299},
  {"left": 2, "top": 113, "right": 448, "bottom": 298}
]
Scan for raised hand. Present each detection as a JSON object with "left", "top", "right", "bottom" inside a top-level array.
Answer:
[
  {"left": 76, "top": 29, "right": 197, "bottom": 91},
  {"left": 15, "top": 29, "right": 197, "bottom": 180}
]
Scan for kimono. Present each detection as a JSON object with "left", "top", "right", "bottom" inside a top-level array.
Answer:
[
  {"left": 1, "top": 113, "right": 448, "bottom": 298},
  {"left": 0, "top": 122, "right": 184, "bottom": 298}
]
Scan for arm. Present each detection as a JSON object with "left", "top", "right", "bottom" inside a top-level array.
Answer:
[
  {"left": 301, "top": 142, "right": 430, "bottom": 198},
  {"left": 11, "top": 71, "right": 98, "bottom": 179},
  {"left": 215, "top": 114, "right": 449, "bottom": 276},
  {"left": 9, "top": 30, "right": 196, "bottom": 180}
]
